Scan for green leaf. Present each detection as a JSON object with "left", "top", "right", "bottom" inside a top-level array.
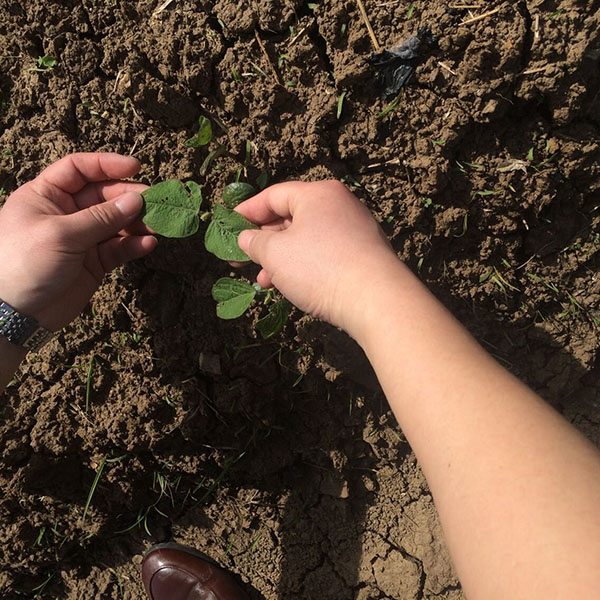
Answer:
[
  {"left": 526, "top": 146, "right": 534, "bottom": 161},
  {"left": 200, "top": 144, "right": 226, "bottom": 176},
  {"left": 141, "top": 179, "right": 203, "bottom": 238},
  {"left": 38, "top": 55, "right": 56, "bottom": 68},
  {"left": 204, "top": 204, "right": 258, "bottom": 261},
  {"left": 185, "top": 116, "right": 213, "bottom": 148},
  {"left": 222, "top": 182, "right": 257, "bottom": 208},
  {"left": 256, "top": 171, "right": 269, "bottom": 190},
  {"left": 337, "top": 90, "right": 347, "bottom": 120},
  {"left": 186, "top": 180, "right": 203, "bottom": 206},
  {"left": 256, "top": 299, "right": 292, "bottom": 339},
  {"left": 212, "top": 278, "right": 256, "bottom": 319}
]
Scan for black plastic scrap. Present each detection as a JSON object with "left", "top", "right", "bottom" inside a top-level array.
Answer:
[{"left": 369, "top": 28, "right": 438, "bottom": 97}]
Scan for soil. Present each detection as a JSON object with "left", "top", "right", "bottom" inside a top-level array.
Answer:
[{"left": 0, "top": 1, "right": 599, "bottom": 598}]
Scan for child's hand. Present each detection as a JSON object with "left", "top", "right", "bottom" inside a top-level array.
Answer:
[
  {"left": 236, "top": 181, "right": 402, "bottom": 338},
  {"left": 0, "top": 153, "right": 157, "bottom": 331}
]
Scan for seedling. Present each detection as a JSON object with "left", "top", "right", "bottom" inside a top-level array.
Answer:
[
  {"left": 378, "top": 92, "right": 402, "bottom": 117},
  {"left": 32, "top": 573, "right": 54, "bottom": 597},
  {"left": 82, "top": 456, "right": 107, "bottom": 524},
  {"left": 212, "top": 278, "right": 257, "bottom": 319},
  {"left": 185, "top": 116, "right": 212, "bottom": 148},
  {"left": 337, "top": 91, "right": 347, "bottom": 120},
  {"left": 139, "top": 176, "right": 292, "bottom": 338},
  {"left": 29, "top": 55, "right": 57, "bottom": 72}
]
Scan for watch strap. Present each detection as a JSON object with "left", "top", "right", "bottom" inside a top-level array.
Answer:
[{"left": 0, "top": 301, "right": 54, "bottom": 351}]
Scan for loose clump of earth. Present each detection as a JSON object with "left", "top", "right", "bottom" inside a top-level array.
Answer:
[{"left": 0, "top": 1, "right": 599, "bottom": 598}]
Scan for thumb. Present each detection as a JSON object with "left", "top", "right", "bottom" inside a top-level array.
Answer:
[
  {"left": 238, "top": 228, "right": 276, "bottom": 265},
  {"left": 63, "top": 192, "right": 143, "bottom": 245}
]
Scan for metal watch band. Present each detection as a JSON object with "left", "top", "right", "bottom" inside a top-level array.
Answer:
[{"left": 0, "top": 301, "right": 54, "bottom": 351}]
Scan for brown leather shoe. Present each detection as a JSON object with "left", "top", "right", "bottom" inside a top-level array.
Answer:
[{"left": 142, "top": 542, "right": 250, "bottom": 600}]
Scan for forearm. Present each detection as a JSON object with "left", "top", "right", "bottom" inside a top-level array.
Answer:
[
  {"left": 0, "top": 336, "right": 27, "bottom": 394},
  {"left": 354, "top": 259, "right": 600, "bottom": 599}
]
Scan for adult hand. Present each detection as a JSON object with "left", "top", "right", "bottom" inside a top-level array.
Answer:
[
  {"left": 0, "top": 153, "right": 157, "bottom": 331},
  {"left": 236, "top": 180, "right": 403, "bottom": 339}
]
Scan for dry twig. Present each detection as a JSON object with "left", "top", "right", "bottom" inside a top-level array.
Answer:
[
  {"left": 355, "top": 0, "right": 381, "bottom": 52},
  {"left": 460, "top": 6, "right": 502, "bottom": 25},
  {"left": 152, "top": 0, "right": 175, "bottom": 17},
  {"left": 438, "top": 61, "right": 457, "bottom": 76},
  {"left": 254, "top": 30, "right": 281, "bottom": 84}
]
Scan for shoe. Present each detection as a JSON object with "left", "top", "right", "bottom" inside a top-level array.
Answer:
[{"left": 142, "top": 542, "right": 250, "bottom": 600}]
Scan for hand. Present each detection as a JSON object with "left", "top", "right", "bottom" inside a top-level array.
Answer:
[
  {"left": 236, "top": 180, "right": 403, "bottom": 339},
  {"left": 0, "top": 153, "right": 157, "bottom": 331}
]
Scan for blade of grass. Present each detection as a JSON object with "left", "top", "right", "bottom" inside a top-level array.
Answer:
[
  {"left": 379, "top": 93, "right": 402, "bottom": 117},
  {"left": 337, "top": 90, "right": 347, "bottom": 119},
  {"left": 82, "top": 456, "right": 107, "bottom": 524}
]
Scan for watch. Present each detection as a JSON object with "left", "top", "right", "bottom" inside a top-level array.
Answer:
[{"left": 0, "top": 300, "right": 54, "bottom": 351}]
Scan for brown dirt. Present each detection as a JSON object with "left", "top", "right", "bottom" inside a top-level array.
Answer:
[{"left": 0, "top": 1, "right": 599, "bottom": 598}]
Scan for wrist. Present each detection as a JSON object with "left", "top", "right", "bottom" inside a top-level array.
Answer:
[
  {"left": 0, "top": 298, "right": 56, "bottom": 352},
  {"left": 338, "top": 251, "right": 417, "bottom": 345}
]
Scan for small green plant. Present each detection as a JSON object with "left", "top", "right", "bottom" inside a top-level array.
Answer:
[
  {"left": 185, "top": 116, "right": 212, "bottom": 148},
  {"left": 29, "top": 55, "right": 57, "bottom": 72},
  {"left": 140, "top": 175, "right": 291, "bottom": 338}
]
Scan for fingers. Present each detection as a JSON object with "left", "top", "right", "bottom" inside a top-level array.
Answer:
[
  {"left": 238, "top": 228, "right": 277, "bottom": 265},
  {"left": 98, "top": 234, "right": 158, "bottom": 272},
  {"left": 235, "top": 181, "right": 308, "bottom": 225},
  {"left": 74, "top": 181, "right": 148, "bottom": 210},
  {"left": 62, "top": 191, "right": 144, "bottom": 246},
  {"left": 36, "top": 153, "right": 141, "bottom": 195},
  {"left": 256, "top": 268, "right": 273, "bottom": 289}
]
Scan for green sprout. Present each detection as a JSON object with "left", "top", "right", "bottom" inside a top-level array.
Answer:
[{"left": 29, "top": 55, "right": 57, "bottom": 72}]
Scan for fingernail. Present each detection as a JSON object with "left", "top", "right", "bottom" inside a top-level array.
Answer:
[
  {"left": 115, "top": 192, "right": 143, "bottom": 217},
  {"left": 238, "top": 229, "right": 257, "bottom": 252}
]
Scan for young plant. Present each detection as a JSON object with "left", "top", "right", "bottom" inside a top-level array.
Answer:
[
  {"left": 139, "top": 144, "right": 291, "bottom": 337},
  {"left": 212, "top": 278, "right": 291, "bottom": 338},
  {"left": 29, "top": 55, "right": 57, "bottom": 72}
]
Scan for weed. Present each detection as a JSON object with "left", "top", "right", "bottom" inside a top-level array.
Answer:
[
  {"left": 378, "top": 92, "right": 402, "bottom": 117},
  {"left": 32, "top": 572, "right": 53, "bottom": 597},
  {"left": 526, "top": 146, "right": 534, "bottom": 161},
  {"left": 337, "top": 90, "right": 347, "bottom": 120},
  {"left": 82, "top": 456, "right": 106, "bottom": 524},
  {"left": 456, "top": 160, "right": 485, "bottom": 173},
  {"left": 454, "top": 214, "right": 468, "bottom": 238},
  {"left": 407, "top": 2, "right": 415, "bottom": 19},
  {"left": 473, "top": 189, "right": 501, "bottom": 198}
]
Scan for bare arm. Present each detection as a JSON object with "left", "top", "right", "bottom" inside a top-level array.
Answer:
[{"left": 236, "top": 180, "right": 600, "bottom": 600}]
